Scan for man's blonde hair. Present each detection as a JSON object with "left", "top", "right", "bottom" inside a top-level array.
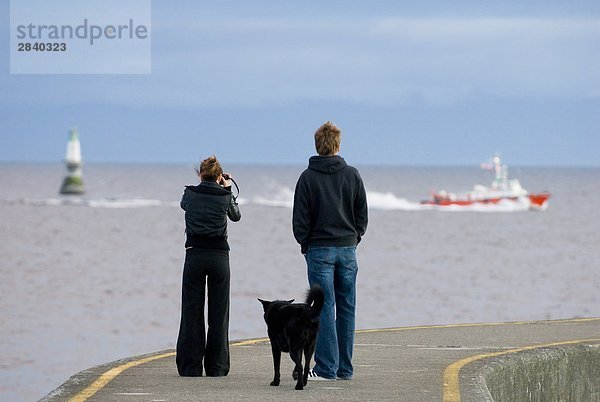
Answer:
[{"left": 314, "top": 121, "right": 341, "bottom": 156}]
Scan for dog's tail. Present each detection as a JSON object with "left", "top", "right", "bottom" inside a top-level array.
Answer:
[{"left": 306, "top": 285, "right": 325, "bottom": 319}]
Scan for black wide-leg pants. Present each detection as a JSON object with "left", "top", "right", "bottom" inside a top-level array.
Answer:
[{"left": 176, "top": 248, "right": 230, "bottom": 377}]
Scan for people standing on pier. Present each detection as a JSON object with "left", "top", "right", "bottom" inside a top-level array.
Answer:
[
  {"left": 292, "top": 121, "right": 368, "bottom": 380},
  {"left": 176, "top": 155, "right": 241, "bottom": 377}
]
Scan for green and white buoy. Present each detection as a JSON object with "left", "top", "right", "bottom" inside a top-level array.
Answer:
[{"left": 59, "top": 128, "right": 85, "bottom": 195}]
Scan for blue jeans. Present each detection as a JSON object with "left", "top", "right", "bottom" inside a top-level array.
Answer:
[{"left": 305, "top": 246, "right": 358, "bottom": 379}]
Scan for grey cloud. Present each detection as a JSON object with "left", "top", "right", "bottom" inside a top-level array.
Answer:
[{"left": 4, "top": 17, "right": 599, "bottom": 108}]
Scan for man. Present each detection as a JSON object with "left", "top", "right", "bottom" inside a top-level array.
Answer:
[{"left": 292, "top": 121, "right": 368, "bottom": 381}]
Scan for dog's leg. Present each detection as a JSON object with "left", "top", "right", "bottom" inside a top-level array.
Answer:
[
  {"left": 270, "top": 343, "right": 281, "bottom": 386},
  {"left": 303, "top": 340, "right": 316, "bottom": 386},
  {"left": 290, "top": 349, "right": 304, "bottom": 390}
]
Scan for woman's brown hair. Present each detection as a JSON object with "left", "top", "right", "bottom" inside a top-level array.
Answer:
[{"left": 196, "top": 155, "right": 223, "bottom": 182}]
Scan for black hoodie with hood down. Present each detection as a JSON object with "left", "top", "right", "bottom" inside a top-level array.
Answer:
[{"left": 292, "top": 155, "right": 368, "bottom": 254}]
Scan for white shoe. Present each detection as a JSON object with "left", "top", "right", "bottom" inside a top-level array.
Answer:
[{"left": 307, "top": 369, "right": 335, "bottom": 381}]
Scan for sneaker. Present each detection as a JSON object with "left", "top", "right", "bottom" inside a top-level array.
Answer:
[
  {"left": 307, "top": 369, "right": 334, "bottom": 381},
  {"left": 336, "top": 376, "right": 352, "bottom": 380}
]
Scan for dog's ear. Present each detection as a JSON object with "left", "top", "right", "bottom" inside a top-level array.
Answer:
[{"left": 258, "top": 298, "right": 271, "bottom": 311}]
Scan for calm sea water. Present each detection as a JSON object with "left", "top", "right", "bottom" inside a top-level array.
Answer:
[{"left": 1, "top": 163, "right": 599, "bottom": 401}]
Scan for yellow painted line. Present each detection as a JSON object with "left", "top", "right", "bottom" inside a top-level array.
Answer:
[
  {"left": 69, "top": 317, "right": 600, "bottom": 401},
  {"left": 231, "top": 337, "right": 269, "bottom": 346},
  {"left": 69, "top": 339, "right": 271, "bottom": 402},
  {"left": 357, "top": 317, "right": 600, "bottom": 334},
  {"left": 69, "top": 352, "right": 176, "bottom": 402},
  {"left": 442, "top": 338, "right": 600, "bottom": 402}
]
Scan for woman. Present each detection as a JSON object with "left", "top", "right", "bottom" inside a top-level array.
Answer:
[{"left": 176, "top": 155, "right": 241, "bottom": 377}]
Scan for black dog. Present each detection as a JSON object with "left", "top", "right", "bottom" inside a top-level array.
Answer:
[{"left": 258, "top": 285, "right": 324, "bottom": 390}]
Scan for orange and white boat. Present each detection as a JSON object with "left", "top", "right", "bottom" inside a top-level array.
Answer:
[{"left": 421, "top": 156, "right": 550, "bottom": 210}]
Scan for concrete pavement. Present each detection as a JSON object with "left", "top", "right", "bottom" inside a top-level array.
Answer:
[{"left": 42, "top": 318, "right": 600, "bottom": 401}]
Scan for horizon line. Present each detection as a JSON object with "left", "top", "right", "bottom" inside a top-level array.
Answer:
[{"left": 1, "top": 160, "right": 598, "bottom": 169}]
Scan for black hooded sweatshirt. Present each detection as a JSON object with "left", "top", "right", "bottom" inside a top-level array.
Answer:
[{"left": 292, "top": 155, "right": 368, "bottom": 254}]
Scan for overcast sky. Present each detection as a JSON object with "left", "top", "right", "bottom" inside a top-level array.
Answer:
[{"left": 1, "top": 1, "right": 599, "bottom": 166}]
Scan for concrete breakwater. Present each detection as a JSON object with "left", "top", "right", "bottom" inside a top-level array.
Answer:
[
  {"left": 473, "top": 343, "right": 600, "bottom": 401},
  {"left": 42, "top": 318, "right": 600, "bottom": 401}
]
